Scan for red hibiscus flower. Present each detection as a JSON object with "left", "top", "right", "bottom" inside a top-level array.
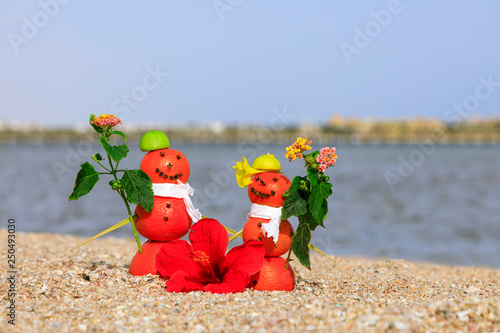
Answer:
[{"left": 156, "top": 218, "right": 266, "bottom": 293}]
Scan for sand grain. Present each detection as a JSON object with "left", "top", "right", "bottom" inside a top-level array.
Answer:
[{"left": 1, "top": 229, "right": 499, "bottom": 332}]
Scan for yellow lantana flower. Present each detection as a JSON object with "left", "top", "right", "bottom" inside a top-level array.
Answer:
[{"left": 285, "top": 137, "right": 312, "bottom": 161}]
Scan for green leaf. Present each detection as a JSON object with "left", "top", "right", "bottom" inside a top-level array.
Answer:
[
  {"left": 89, "top": 114, "right": 103, "bottom": 134},
  {"left": 281, "top": 189, "right": 308, "bottom": 219},
  {"left": 69, "top": 162, "right": 100, "bottom": 200},
  {"left": 287, "top": 176, "right": 303, "bottom": 193},
  {"left": 307, "top": 168, "right": 318, "bottom": 189},
  {"left": 302, "top": 210, "right": 321, "bottom": 231},
  {"left": 309, "top": 181, "right": 332, "bottom": 225},
  {"left": 122, "top": 169, "right": 154, "bottom": 212},
  {"left": 110, "top": 130, "right": 128, "bottom": 142},
  {"left": 291, "top": 223, "right": 311, "bottom": 269},
  {"left": 99, "top": 137, "right": 129, "bottom": 162}
]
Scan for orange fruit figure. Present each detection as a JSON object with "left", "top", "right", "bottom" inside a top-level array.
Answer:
[
  {"left": 140, "top": 148, "right": 190, "bottom": 184},
  {"left": 242, "top": 217, "right": 293, "bottom": 256},
  {"left": 134, "top": 197, "right": 192, "bottom": 241},
  {"left": 249, "top": 256, "right": 295, "bottom": 291},
  {"left": 248, "top": 172, "right": 291, "bottom": 207},
  {"left": 129, "top": 240, "right": 169, "bottom": 276}
]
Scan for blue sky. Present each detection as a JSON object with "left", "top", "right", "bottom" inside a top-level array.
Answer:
[{"left": 1, "top": 1, "right": 499, "bottom": 127}]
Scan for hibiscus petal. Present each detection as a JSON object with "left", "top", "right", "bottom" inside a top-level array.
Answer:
[
  {"left": 226, "top": 240, "right": 265, "bottom": 276},
  {"left": 156, "top": 240, "right": 198, "bottom": 278},
  {"left": 203, "top": 269, "right": 249, "bottom": 294},
  {"left": 189, "top": 218, "right": 228, "bottom": 272},
  {"left": 165, "top": 271, "right": 189, "bottom": 292},
  {"left": 166, "top": 271, "right": 206, "bottom": 293}
]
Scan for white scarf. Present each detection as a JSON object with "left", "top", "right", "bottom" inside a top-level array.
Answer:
[
  {"left": 152, "top": 181, "right": 202, "bottom": 223},
  {"left": 247, "top": 203, "right": 283, "bottom": 243}
]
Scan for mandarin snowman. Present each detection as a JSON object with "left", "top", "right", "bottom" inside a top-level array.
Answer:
[
  {"left": 129, "top": 131, "right": 201, "bottom": 276},
  {"left": 233, "top": 154, "right": 296, "bottom": 291}
]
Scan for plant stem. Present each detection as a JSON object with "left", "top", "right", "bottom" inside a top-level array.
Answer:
[
  {"left": 107, "top": 155, "right": 115, "bottom": 174},
  {"left": 285, "top": 248, "right": 293, "bottom": 269},
  {"left": 120, "top": 189, "right": 143, "bottom": 253},
  {"left": 228, "top": 229, "right": 243, "bottom": 242},
  {"left": 106, "top": 145, "right": 143, "bottom": 253},
  {"left": 96, "top": 160, "right": 112, "bottom": 172}
]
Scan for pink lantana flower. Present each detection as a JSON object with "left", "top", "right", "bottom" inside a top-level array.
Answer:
[
  {"left": 316, "top": 146, "right": 337, "bottom": 173},
  {"left": 91, "top": 114, "right": 122, "bottom": 128}
]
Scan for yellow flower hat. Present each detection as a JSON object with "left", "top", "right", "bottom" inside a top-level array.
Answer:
[
  {"left": 233, "top": 154, "right": 281, "bottom": 188},
  {"left": 233, "top": 157, "right": 262, "bottom": 188}
]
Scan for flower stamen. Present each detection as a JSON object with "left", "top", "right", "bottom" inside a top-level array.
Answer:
[{"left": 191, "top": 250, "right": 210, "bottom": 264}]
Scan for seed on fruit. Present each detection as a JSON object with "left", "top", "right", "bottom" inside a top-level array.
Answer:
[
  {"left": 166, "top": 203, "right": 171, "bottom": 208},
  {"left": 164, "top": 217, "right": 168, "bottom": 221},
  {"left": 159, "top": 172, "right": 164, "bottom": 176},
  {"left": 273, "top": 177, "right": 278, "bottom": 182},
  {"left": 160, "top": 152, "right": 165, "bottom": 156},
  {"left": 243, "top": 218, "right": 293, "bottom": 257},
  {"left": 140, "top": 148, "right": 191, "bottom": 184},
  {"left": 155, "top": 168, "right": 159, "bottom": 173},
  {"left": 176, "top": 155, "right": 181, "bottom": 160}
]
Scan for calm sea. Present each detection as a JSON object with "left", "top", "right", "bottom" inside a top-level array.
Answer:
[{"left": 1, "top": 142, "right": 499, "bottom": 267}]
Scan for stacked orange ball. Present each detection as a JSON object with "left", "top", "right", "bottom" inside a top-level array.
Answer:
[
  {"left": 239, "top": 155, "right": 296, "bottom": 291},
  {"left": 129, "top": 132, "right": 195, "bottom": 276}
]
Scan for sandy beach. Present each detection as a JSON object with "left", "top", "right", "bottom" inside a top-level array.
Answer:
[{"left": 1, "top": 229, "right": 499, "bottom": 332}]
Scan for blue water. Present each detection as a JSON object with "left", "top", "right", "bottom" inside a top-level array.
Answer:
[{"left": 1, "top": 142, "right": 499, "bottom": 267}]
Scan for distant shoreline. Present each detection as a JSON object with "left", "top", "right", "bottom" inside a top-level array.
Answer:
[
  {"left": 2, "top": 139, "right": 500, "bottom": 147},
  {"left": 1, "top": 121, "right": 500, "bottom": 145}
]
